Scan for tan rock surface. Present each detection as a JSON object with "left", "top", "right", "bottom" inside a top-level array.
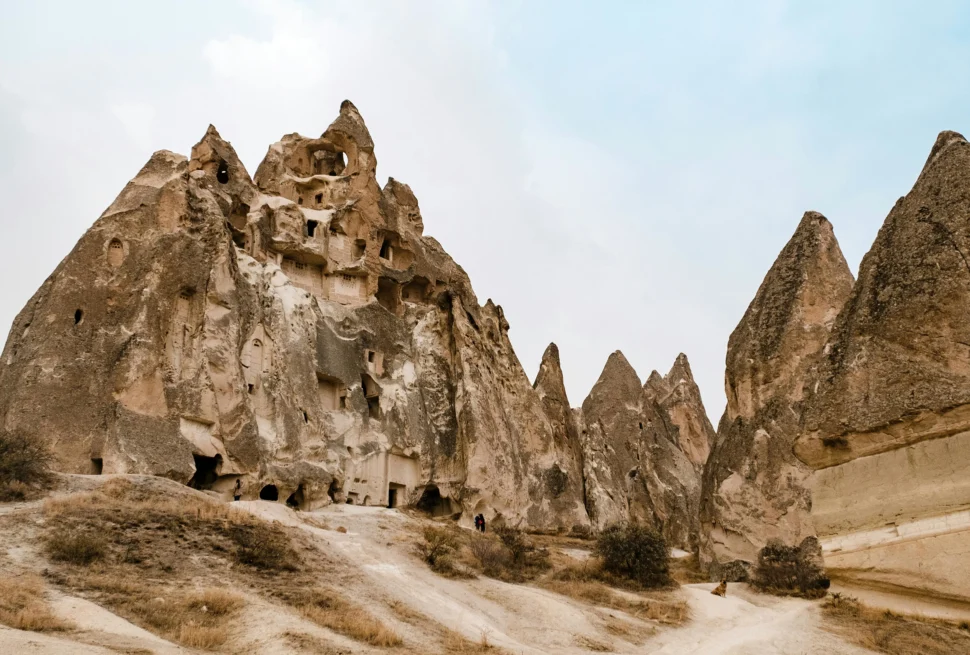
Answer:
[
  {"left": 580, "top": 351, "right": 702, "bottom": 548},
  {"left": 699, "top": 212, "right": 854, "bottom": 579},
  {"left": 0, "top": 101, "right": 588, "bottom": 531},
  {"left": 796, "top": 131, "right": 970, "bottom": 610}
]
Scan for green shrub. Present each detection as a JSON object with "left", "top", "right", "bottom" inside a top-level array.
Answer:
[
  {"left": 752, "top": 537, "right": 828, "bottom": 598},
  {"left": 46, "top": 529, "right": 107, "bottom": 565},
  {"left": 595, "top": 523, "right": 669, "bottom": 588}
]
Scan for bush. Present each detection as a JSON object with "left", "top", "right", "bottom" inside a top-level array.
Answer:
[
  {"left": 228, "top": 522, "right": 299, "bottom": 571},
  {"left": 595, "top": 523, "right": 670, "bottom": 588},
  {"left": 752, "top": 537, "right": 828, "bottom": 598},
  {"left": 417, "top": 526, "right": 469, "bottom": 577},
  {"left": 46, "top": 528, "right": 107, "bottom": 565},
  {"left": 468, "top": 536, "right": 509, "bottom": 577},
  {"left": 0, "top": 430, "right": 53, "bottom": 500}
]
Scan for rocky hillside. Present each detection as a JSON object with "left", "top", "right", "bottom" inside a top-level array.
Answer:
[{"left": 0, "top": 101, "right": 709, "bottom": 542}]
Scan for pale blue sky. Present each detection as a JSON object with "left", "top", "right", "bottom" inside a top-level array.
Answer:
[{"left": 2, "top": 1, "right": 968, "bottom": 419}]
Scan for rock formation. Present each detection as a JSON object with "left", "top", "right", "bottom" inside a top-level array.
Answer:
[
  {"left": 644, "top": 354, "right": 716, "bottom": 469},
  {"left": 699, "top": 212, "right": 854, "bottom": 579},
  {"left": 796, "top": 131, "right": 970, "bottom": 607},
  {"left": 580, "top": 351, "right": 705, "bottom": 549},
  {"left": 0, "top": 101, "right": 589, "bottom": 531}
]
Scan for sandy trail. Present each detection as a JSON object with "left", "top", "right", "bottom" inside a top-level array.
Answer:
[{"left": 643, "top": 584, "right": 874, "bottom": 654}]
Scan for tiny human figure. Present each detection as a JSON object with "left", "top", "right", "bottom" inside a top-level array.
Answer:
[
  {"left": 233, "top": 479, "right": 242, "bottom": 502},
  {"left": 711, "top": 579, "right": 727, "bottom": 597},
  {"left": 479, "top": 514, "right": 486, "bottom": 534},
  {"left": 474, "top": 515, "right": 482, "bottom": 531}
]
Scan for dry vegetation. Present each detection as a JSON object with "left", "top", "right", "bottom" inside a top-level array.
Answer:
[
  {"left": 541, "top": 561, "right": 688, "bottom": 627},
  {"left": 822, "top": 593, "right": 970, "bottom": 655},
  {"left": 0, "top": 429, "right": 54, "bottom": 501},
  {"left": 37, "top": 478, "right": 398, "bottom": 651},
  {"left": 275, "top": 587, "right": 402, "bottom": 647},
  {"left": 0, "top": 574, "right": 73, "bottom": 632}
]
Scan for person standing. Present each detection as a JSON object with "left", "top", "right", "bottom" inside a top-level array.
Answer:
[{"left": 233, "top": 478, "right": 242, "bottom": 502}]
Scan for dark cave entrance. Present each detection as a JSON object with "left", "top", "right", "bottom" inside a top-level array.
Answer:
[
  {"left": 188, "top": 454, "right": 221, "bottom": 490},
  {"left": 259, "top": 484, "right": 279, "bottom": 501}
]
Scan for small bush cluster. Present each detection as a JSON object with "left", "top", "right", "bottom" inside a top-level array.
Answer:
[
  {"left": 228, "top": 522, "right": 299, "bottom": 571},
  {"left": 46, "top": 528, "right": 108, "bottom": 565},
  {"left": 493, "top": 526, "right": 550, "bottom": 579},
  {"left": 0, "top": 430, "right": 54, "bottom": 501},
  {"left": 595, "top": 523, "right": 670, "bottom": 588},
  {"left": 752, "top": 538, "right": 828, "bottom": 598},
  {"left": 418, "top": 526, "right": 469, "bottom": 577}
]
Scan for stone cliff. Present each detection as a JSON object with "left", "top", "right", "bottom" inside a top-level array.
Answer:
[
  {"left": 0, "top": 102, "right": 591, "bottom": 531},
  {"left": 699, "top": 212, "right": 854, "bottom": 579},
  {"left": 580, "top": 351, "right": 708, "bottom": 549},
  {"left": 796, "top": 131, "right": 970, "bottom": 608}
]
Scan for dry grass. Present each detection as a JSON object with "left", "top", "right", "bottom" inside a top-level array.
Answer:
[
  {"left": 669, "top": 553, "right": 708, "bottom": 584},
  {"left": 0, "top": 575, "right": 73, "bottom": 632},
  {"left": 575, "top": 634, "right": 613, "bottom": 652},
  {"left": 604, "top": 615, "right": 656, "bottom": 643},
  {"left": 280, "top": 587, "right": 402, "bottom": 647},
  {"left": 43, "top": 478, "right": 300, "bottom": 574},
  {"left": 822, "top": 593, "right": 970, "bottom": 655},
  {"left": 541, "top": 561, "right": 689, "bottom": 627},
  {"left": 441, "top": 627, "right": 505, "bottom": 653}
]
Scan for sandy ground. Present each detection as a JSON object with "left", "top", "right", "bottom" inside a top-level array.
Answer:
[{"left": 0, "top": 479, "right": 879, "bottom": 654}]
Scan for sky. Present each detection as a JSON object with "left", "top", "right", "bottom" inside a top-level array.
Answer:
[{"left": 2, "top": 1, "right": 969, "bottom": 421}]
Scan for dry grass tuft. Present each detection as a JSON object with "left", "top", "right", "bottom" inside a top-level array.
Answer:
[
  {"left": 822, "top": 592, "right": 970, "bottom": 655},
  {"left": 178, "top": 624, "right": 229, "bottom": 650},
  {"left": 442, "top": 628, "right": 504, "bottom": 653},
  {"left": 281, "top": 587, "right": 402, "bottom": 647},
  {"left": 575, "top": 634, "right": 613, "bottom": 652},
  {"left": 0, "top": 575, "right": 73, "bottom": 632}
]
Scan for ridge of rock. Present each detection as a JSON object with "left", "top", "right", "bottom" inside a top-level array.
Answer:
[
  {"left": 698, "top": 210, "right": 854, "bottom": 579},
  {"left": 794, "top": 131, "right": 970, "bottom": 607}
]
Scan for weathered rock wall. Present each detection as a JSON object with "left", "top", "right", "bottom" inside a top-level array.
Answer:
[
  {"left": 0, "top": 101, "right": 589, "bottom": 531},
  {"left": 580, "top": 351, "right": 706, "bottom": 549},
  {"left": 699, "top": 212, "right": 854, "bottom": 579},
  {"left": 796, "top": 132, "right": 970, "bottom": 612}
]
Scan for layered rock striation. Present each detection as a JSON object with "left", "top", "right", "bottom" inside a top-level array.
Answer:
[
  {"left": 699, "top": 212, "right": 854, "bottom": 579},
  {"left": 796, "top": 131, "right": 970, "bottom": 608}
]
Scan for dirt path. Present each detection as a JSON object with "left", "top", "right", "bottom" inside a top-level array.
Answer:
[
  {"left": 642, "top": 584, "right": 874, "bottom": 654},
  {"left": 242, "top": 501, "right": 877, "bottom": 655}
]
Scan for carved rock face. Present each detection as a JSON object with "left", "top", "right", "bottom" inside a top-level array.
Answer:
[
  {"left": 0, "top": 102, "right": 589, "bottom": 531},
  {"left": 699, "top": 212, "right": 854, "bottom": 578}
]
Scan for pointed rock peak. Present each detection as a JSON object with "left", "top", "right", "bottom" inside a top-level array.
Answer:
[
  {"left": 534, "top": 343, "right": 568, "bottom": 402},
  {"left": 189, "top": 124, "right": 253, "bottom": 186},
  {"left": 666, "top": 353, "right": 694, "bottom": 384},
  {"left": 583, "top": 349, "right": 642, "bottom": 414},
  {"left": 644, "top": 370, "right": 667, "bottom": 393},
  {"left": 921, "top": 130, "right": 968, "bottom": 175},
  {"left": 324, "top": 99, "right": 374, "bottom": 151},
  {"left": 593, "top": 351, "right": 641, "bottom": 394},
  {"left": 541, "top": 342, "right": 561, "bottom": 366}
]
